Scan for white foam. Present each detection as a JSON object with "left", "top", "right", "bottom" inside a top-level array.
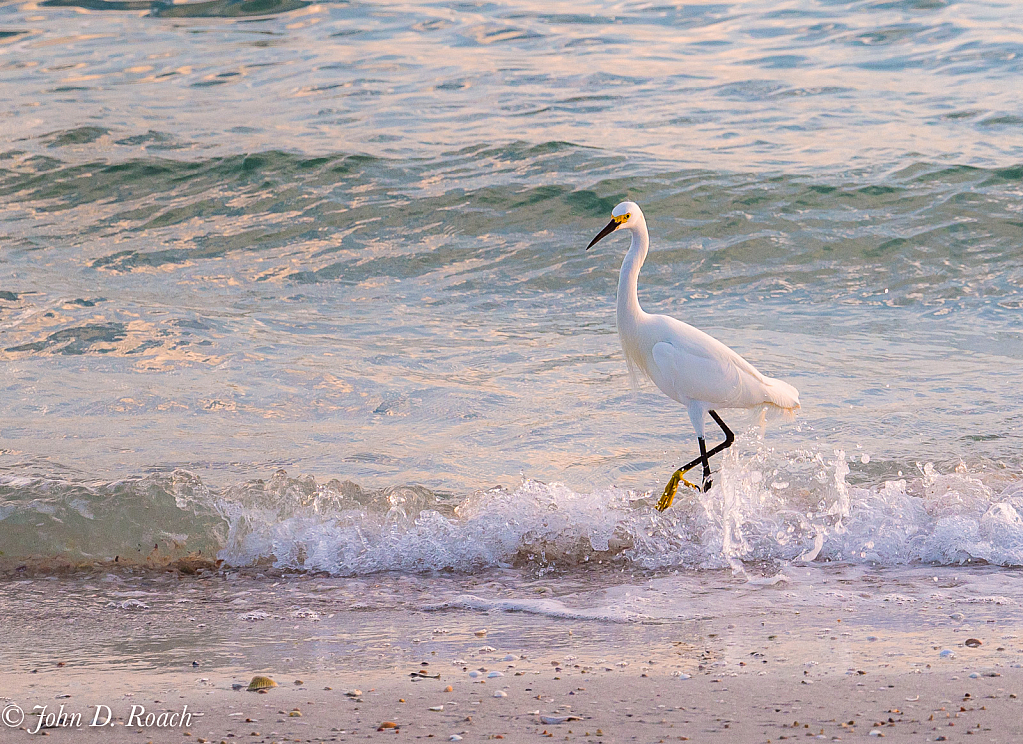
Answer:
[
  {"left": 421, "top": 594, "right": 650, "bottom": 623},
  {"left": 210, "top": 444, "right": 1023, "bottom": 575},
  {"left": 5, "top": 442, "right": 1023, "bottom": 576}
]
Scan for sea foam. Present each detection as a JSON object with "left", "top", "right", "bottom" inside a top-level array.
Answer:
[{"left": 3, "top": 443, "right": 1023, "bottom": 574}]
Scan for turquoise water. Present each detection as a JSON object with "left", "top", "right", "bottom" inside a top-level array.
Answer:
[{"left": 1, "top": 0, "right": 1021, "bottom": 571}]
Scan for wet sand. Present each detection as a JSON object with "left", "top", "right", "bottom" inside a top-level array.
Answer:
[
  {"left": 2, "top": 567, "right": 1022, "bottom": 742},
  {"left": 4, "top": 660, "right": 1023, "bottom": 743}
]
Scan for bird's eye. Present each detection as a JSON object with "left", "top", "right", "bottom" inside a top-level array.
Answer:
[{"left": 625, "top": 213, "right": 631, "bottom": 220}]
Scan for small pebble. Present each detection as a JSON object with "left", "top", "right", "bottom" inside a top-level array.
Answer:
[
  {"left": 475, "top": 629, "right": 487, "bottom": 637},
  {"left": 444, "top": 685, "right": 453, "bottom": 692},
  {"left": 488, "top": 671, "right": 503, "bottom": 678},
  {"left": 346, "top": 690, "right": 362, "bottom": 697},
  {"left": 493, "top": 691, "right": 507, "bottom": 698},
  {"left": 939, "top": 649, "right": 956, "bottom": 659},
  {"left": 429, "top": 705, "right": 444, "bottom": 712},
  {"left": 377, "top": 722, "right": 398, "bottom": 731},
  {"left": 449, "top": 736, "right": 463, "bottom": 742}
]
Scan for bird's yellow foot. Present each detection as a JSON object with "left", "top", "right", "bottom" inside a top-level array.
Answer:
[{"left": 656, "top": 468, "right": 700, "bottom": 512}]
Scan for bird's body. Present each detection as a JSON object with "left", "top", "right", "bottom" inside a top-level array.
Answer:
[{"left": 587, "top": 201, "right": 799, "bottom": 509}]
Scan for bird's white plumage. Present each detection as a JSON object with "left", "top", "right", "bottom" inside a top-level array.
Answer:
[{"left": 595, "top": 201, "right": 799, "bottom": 438}]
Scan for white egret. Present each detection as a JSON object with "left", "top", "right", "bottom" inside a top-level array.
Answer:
[{"left": 587, "top": 201, "right": 800, "bottom": 511}]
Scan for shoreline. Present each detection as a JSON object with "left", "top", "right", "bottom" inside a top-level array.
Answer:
[{"left": 2, "top": 567, "right": 1022, "bottom": 742}]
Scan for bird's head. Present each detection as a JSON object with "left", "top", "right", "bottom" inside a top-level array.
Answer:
[{"left": 586, "top": 201, "right": 645, "bottom": 250}]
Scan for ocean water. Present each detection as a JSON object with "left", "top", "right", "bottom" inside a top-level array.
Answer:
[{"left": 1, "top": 0, "right": 1022, "bottom": 577}]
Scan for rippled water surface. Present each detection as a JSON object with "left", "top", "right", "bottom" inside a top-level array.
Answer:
[{"left": 1, "top": 0, "right": 1021, "bottom": 572}]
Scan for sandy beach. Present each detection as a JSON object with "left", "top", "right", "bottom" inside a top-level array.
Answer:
[{"left": 2, "top": 565, "right": 1021, "bottom": 743}]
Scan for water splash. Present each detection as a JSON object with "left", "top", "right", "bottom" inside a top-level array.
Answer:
[{"left": 3, "top": 444, "right": 1023, "bottom": 575}]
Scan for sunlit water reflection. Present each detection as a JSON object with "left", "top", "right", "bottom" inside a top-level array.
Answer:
[{"left": 1, "top": 0, "right": 1021, "bottom": 573}]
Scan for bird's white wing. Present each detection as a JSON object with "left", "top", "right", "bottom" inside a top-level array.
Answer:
[
  {"left": 647, "top": 316, "right": 797, "bottom": 410},
  {"left": 650, "top": 339, "right": 745, "bottom": 407}
]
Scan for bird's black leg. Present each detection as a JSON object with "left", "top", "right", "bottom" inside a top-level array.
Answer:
[
  {"left": 698, "top": 436, "right": 712, "bottom": 492},
  {"left": 705, "top": 410, "right": 735, "bottom": 459},
  {"left": 656, "top": 411, "right": 736, "bottom": 510},
  {"left": 698, "top": 412, "right": 734, "bottom": 492}
]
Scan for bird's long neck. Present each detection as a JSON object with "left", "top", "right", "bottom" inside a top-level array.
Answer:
[{"left": 617, "top": 223, "right": 649, "bottom": 330}]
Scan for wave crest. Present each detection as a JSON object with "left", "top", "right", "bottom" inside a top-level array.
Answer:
[{"left": 3, "top": 447, "right": 1023, "bottom": 575}]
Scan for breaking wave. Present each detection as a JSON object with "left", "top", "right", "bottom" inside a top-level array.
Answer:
[{"left": 3, "top": 440, "right": 1023, "bottom": 575}]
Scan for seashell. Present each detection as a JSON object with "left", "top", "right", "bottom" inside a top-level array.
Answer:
[
  {"left": 247, "top": 676, "right": 277, "bottom": 691},
  {"left": 377, "top": 722, "right": 398, "bottom": 730},
  {"left": 965, "top": 638, "right": 982, "bottom": 648},
  {"left": 540, "top": 714, "right": 580, "bottom": 724},
  {"left": 108, "top": 599, "right": 149, "bottom": 610}
]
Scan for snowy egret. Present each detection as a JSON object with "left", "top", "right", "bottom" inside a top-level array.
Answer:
[{"left": 587, "top": 201, "right": 800, "bottom": 511}]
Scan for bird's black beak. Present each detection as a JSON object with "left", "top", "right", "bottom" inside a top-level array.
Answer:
[{"left": 586, "top": 219, "right": 618, "bottom": 250}]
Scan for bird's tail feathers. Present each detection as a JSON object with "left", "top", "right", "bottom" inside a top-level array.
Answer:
[
  {"left": 761, "top": 376, "right": 800, "bottom": 416},
  {"left": 755, "top": 403, "right": 797, "bottom": 427}
]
